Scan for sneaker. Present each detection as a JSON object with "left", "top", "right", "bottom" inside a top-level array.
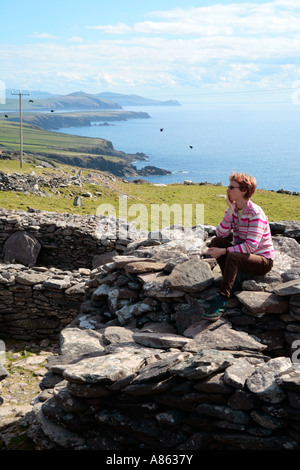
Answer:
[{"left": 202, "top": 294, "right": 227, "bottom": 321}]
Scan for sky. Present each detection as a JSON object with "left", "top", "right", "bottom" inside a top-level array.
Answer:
[{"left": 1, "top": 0, "right": 300, "bottom": 103}]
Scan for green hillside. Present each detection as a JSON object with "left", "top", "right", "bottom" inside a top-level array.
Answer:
[
  {"left": 0, "top": 157, "right": 299, "bottom": 228},
  {"left": 0, "top": 119, "right": 121, "bottom": 160}
]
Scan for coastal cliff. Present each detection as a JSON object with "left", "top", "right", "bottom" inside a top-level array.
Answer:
[
  {"left": 1, "top": 107, "right": 171, "bottom": 177},
  {"left": 7, "top": 110, "right": 151, "bottom": 131},
  {"left": 44, "top": 154, "right": 170, "bottom": 177}
]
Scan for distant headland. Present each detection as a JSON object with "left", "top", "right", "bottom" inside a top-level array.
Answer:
[
  {"left": 5, "top": 90, "right": 181, "bottom": 112},
  {"left": 1, "top": 90, "right": 180, "bottom": 178}
]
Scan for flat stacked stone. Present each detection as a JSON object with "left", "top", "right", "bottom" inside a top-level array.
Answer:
[
  {"left": 0, "top": 264, "right": 89, "bottom": 340},
  {"left": 27, "top": 322, "right": 300, "bottom": 450},
  {"left": 0, "top": 208, "right": 300, "bottom": 450}
]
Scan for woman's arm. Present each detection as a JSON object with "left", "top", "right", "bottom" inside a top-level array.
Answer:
[{"left": 215, "top": 195, "right": 234, "bottom": 238}]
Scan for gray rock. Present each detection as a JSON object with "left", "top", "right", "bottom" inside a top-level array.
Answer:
[
  {"left": 223, "top": 358, "right": 256, "bottom": 389},
  {"left": 66, "top": 381, "right": 111, "bottom": 398},
  {"left": 275, "top": 364, "right": 300, "bottom": 391},
  {"left": 250, "top": 409, "right": 288, "bottom": 430},
  {"left": 183, "top": 317, "right": 231, "bottom": 337},
  {"left": 3, "top": 231, "right": 41, "bottom": 266},
  {"left": 183, "top": 325, "right": 267, "bottom": 352},
  {"left": 63, "top": 346, "right": 155, "bottom": 384},
  {"left": 281, "top": 267, "right": 300, "bottom": 282},
  {"left": 164, "top": 258, "right": 214, "bottom": 293},
  {"left": 133, "top": 331, "right": 191, "bottom": 349},
  {"left": 121, "top": 376, "right": 177, "bottom": 396},
  {"left": 235, "top": 291, "right": 289, "bottom": 315},
  {"left": 196, "top": 403, "right": 250, "bottom": 425},
  {"left": 0, "top": 364, "right": 8, "bottom": 381},
  {"left": 65, "top": 282, "right": 86, "bottom": 295},
  {"left": 43, "top": 277, "right": 71, "bottom": 290},
  {"left": 15, "top": 272, "right": 48, "bottom": 285},
  {"left": 92, "top": 250, "right": 118, "bottom": 269},
  {"left": 151, "top": 247, "right": 190, "bottom": 272},
  {"left": 73, "top": 195, "right": 83, "bottom": 207},
  {"left": 124, "top": 261, "right": 166, "bottom": 273},
  {"left": 115, "top": 301, "right": 157, "bottom": 325},
  {"left": 274, "top": 279, "right": 300, "bottom": 296},
  {"left": 34, "top": 402, "right": 85, "bottom": 449},
  {"left": 272, "top": 237, "right": 300, "bottom": 275},
  {"left": 53, "top": 381, "right": 88, "bottom": 412},
  {"left": 194, "top": 372, "right": 233, "bottom": 394},
  {"left": 112, "top": 255, "right": 156, "bottom": 268},
  {"left": 169, "top": 349, "right": 235, "bottom": 379},
  {"left": 227, "top": 389, "right": 261, "bottom": 410},
  {"left": 138, "top": 271, "right": 185, "bottom": 299},
  {"left": 129, "top": 352, "right": 187, "bottom": 384},
  {"left": 246, "top": 357, "right": 292, "bottom": 403},
  {"left": 269, "top": 222, "right": 286, "bottom": 234},
  {"left": 102, "top": 326, "right": 134, "bottom": 345},
  {"left": 92, "top": 283, "right": 111, "bottom": 299},
  {"left": 59, "top": 327, "right": 106, "bottom": 356}
]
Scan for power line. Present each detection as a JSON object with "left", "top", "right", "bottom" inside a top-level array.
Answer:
[
  {"left": 151, "top": 86, "right": 299, "bottom": 99},
  {"left": 184, "top": 87, "right": 297, "bottom": 96}
]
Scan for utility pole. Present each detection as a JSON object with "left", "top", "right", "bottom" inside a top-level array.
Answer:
[{"left": 11, "top": 89, "right": 30, "bottom": 168}]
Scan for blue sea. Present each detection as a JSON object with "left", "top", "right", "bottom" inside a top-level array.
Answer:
[{"left": 57, "top": 104, "right": 300, "bottom": 192}]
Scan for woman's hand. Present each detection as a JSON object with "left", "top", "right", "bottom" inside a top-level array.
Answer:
[
  {"left": 226, "top": 194, "right": 235, "bottom": 213},
  {"left": 207, "top": 247, "right": 226, "bottom": 259}
]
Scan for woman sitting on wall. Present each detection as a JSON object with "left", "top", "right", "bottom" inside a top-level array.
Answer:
[{"left": 203, "top": 171, "right": 275, "bottom": 321}]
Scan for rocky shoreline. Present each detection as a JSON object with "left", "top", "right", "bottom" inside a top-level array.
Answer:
[{"left": 0, "top": 149, "right": 170, "bottom": 178}]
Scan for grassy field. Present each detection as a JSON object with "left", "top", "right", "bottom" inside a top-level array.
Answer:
[
  {"left": 0, "top": 119, "right": 121, "bottom": 161},
  {"left": 0, "top": 159, "right": 299, "bottom": 228}
]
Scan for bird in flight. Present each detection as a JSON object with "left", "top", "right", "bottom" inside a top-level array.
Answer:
[
  {"left": 160, "top": 128, "right": 164, "bottom": 132},
  {"left": 29, "top": 99, "right": 34, "bottom": 103}
]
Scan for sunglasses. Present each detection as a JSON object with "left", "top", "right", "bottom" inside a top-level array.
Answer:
[{"left": 228, "top": 185, "right": 241, "bottom": 190}]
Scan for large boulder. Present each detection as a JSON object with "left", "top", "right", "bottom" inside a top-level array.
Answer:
[
  {"left": 2, "top": 231, "right": 41, "bottom": 266},
  {"left": 164, "top": 258, "right": 214, "bottom": 293}
]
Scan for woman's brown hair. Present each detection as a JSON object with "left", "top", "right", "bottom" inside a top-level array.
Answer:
[{"left": 230, "top": 172, "right": 257, "bottom": 200}]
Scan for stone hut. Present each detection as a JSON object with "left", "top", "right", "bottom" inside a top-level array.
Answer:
[{"left": 0, "top": 208, "right": 300, "bottom": 451}]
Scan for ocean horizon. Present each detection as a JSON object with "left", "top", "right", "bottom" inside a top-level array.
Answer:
[{"left": 57, "top": 103, "right": 300, "bottom": 193}]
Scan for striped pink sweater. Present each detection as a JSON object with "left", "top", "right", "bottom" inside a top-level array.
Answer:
[{"left": 216, "top": 200, "right": 275, "bottom": 259}]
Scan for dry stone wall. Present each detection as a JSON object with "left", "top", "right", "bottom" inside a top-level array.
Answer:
[
  {"left": 0, "top": 208, "right": 147, "bottom": 340},
  {"left": 31, "top": 324, "right": 300, "bottom": 451},
  {"left": 26, "top": 219, "right": 300, "bottom": 450},
  {"left": 0, "top": 264, "right": 90, "bottom": 340},
  {"left": 0, "top": 208, "right": 146, "bottom": 270}
]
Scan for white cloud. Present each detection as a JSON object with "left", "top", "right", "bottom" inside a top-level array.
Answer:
[
  {"left": 89, "top": 2, "right": 300, "bottom": 37},
  {"left": 86, "top": 23, "right": 131, "bottom": 34},
  {"left": 3, "top": 1, "right": 300, "bottom": 96},
  {"left": 69, "top": 36, "right": 83, "bottom": 42},
  {"left": 28, "top": 32, "right": 57, "bottom": 39},
  {"left": 274, "top": 0, "right": 300, "bottom": 7}
]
